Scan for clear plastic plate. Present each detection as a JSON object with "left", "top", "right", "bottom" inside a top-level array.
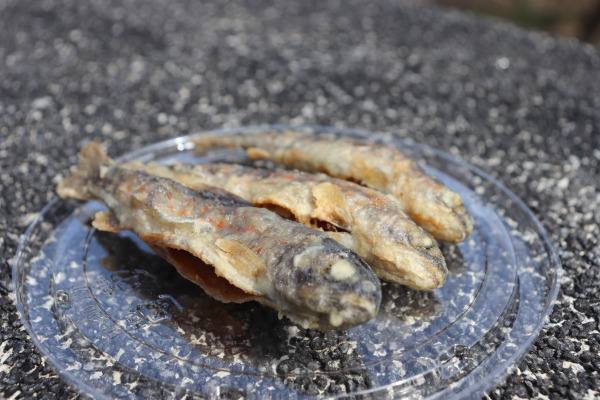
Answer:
[{"left": 13, "top": 126, "right": 561, "bottom": 399}]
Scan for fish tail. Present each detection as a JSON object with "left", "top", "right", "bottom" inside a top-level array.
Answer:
[
  {"left": 192, "top": 134, "right": 240, "bottom": 153},
  {"left": 192, "top": 131, "right": 307, "bottom": 157},
  {"left": 56, "top": 142, "right": 114, "bottom": 200}
]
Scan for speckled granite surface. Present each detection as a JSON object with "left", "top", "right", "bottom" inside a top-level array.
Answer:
[{"left": 1, "top": 0, "right": 599, "bottom": 399}]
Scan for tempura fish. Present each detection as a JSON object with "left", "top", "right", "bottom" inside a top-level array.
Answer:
[
  {"left": 56, "top": 143, "right": 382, "bottom": 330},
  {"left": 123, "top": 161, "right": 447, "bottom": 290},
  {"left": 192, "top": 130, "right": 472, "bottom": 243}
]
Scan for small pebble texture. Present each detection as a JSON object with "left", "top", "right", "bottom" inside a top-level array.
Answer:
[{"left": 1, "top": 0, "right": 599, "bottom": 399}]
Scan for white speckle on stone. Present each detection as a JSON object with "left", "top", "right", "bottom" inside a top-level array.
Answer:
[
  {"left": 55, "top": 272, "right": 66, "bottom": 284},
  {"left": 68, "top": 29, "right": 82, "bottom": 42},
  {"left": 0, "top": 346, "right": 13, "bottom": 374},
  {"left": 556, "top": 177, "right": 569, "bottom": 190},
  {"left": 215, "top": 371, "right": 230, "bottom": 378},
  {"left": 7, "top": 391, "right": 21, "bottom": 400},
  {"left": 373, "top": 348, "right": 387, "bottom": 357},
  {"left": 32, "top": 96, "right": 52, "bottom": 110},
  {"left": 31, "top": 110, "right": 43, "bottom": 121},
  {"left": 84, "top": 104, "right": 97, "bottom": 115},
  {"left": 17, "top": 212, "right": 38, "bottom": 227},
  {"left": 65, "top": 361, "right": 82, "bottom": 371},
  {"left": 563, "top": 361, "right": 585, "bottom": 374},
  {"left": 101, "top": 123, "right": 113, "bottom": 135},
  {"left": 90, "top": 371, "right": 103, "bottom": 380},
  {"left": 494, "top": 57, "right": 510, "bottom": 70},
  {"left": 114, "top": 348, "right": 125, "bottom": 361},
  {"left": 286, "top": 325, "right": 299, "bottom": 340}
]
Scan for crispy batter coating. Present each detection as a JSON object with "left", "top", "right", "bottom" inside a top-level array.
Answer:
[
  {"left": 192, "top": 130, "right": 472, "bottom": 243},
  {"left": 124, "top": 161, "right": 448, "bottom": 290},
  {"left": 57, "top": 143, "right": 381, "bottom": 330}
]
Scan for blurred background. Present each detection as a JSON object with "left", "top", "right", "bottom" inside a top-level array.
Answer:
[{"left": 418, "top": 0, "right": 600, "bottom": 45}]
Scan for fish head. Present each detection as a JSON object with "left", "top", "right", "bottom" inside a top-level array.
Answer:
[
  {"left": 273, "top": 238, "right": 382, "bottom": 330},
  {"left": 369, "top": 213, "right": 448, "bottom": 290},
  {"left": 404, "top": 229, "right": 448, "bottom": 289}
]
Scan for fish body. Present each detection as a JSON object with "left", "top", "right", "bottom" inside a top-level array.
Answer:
[
  {"left": 124, "top": 161, "right": 448, "bottom": 290},
  {"left": 192, "top": 130, "right": 472, "bottom": 243},
  {"left": 57, "top": 143, "right": 381, "bottom": 330}
]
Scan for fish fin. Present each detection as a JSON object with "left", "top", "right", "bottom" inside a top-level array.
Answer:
[
  {"left": 78, "top": 142, "right": 114, "bottom": 174},
  {"left": 215, "top": 238, "right": 266, "bottom": 283},
  {"left": 119, "top": 161, "right": 145, "bottom": 170},
  {"left": 191, "top": 135, "right": 234, "bottom": 153},
  {"left": 144, "top": 241, "right": 256, "bottom": 304},
  {"left": 92, "top": 210, "right": 126, "bottom": 233},
  {"left": 55, "top": 173, "right": 91, "bottom": 200},
  {"left": 246, "top": 147, "right": 271, "bottom": 159},
  {"left": 56, "top": 142, "right": 115, "bottom": 200},
  {"left": 252, "top": 183, "right": 312, "bottom": 224},
  {"left": 312, "top": 182, "right": 353, "bottom": 229}
]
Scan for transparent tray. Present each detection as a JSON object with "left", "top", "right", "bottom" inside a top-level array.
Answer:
[{"left": 13, "top": 126, "right": 561, "bottom": 399}]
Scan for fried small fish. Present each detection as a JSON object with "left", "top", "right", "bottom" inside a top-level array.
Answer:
[
  {"left": 123, "top": 161, "right": 448, "bottom": 290},
  {"left": 56, "top": 143, "right": 382, "bottom": 330},
  {"left": 192, "top": 130, "right": 472, "bottom": 243}
]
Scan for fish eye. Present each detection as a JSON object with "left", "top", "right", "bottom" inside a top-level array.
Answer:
[{"left": 327, "top": 259, "right": 357, "bottom": 281}]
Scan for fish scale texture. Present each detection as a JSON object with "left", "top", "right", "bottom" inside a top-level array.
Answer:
[{"left": 1, "top": 0, "right": 599, "bottom": 398}]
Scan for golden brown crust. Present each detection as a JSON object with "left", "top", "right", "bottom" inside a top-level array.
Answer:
[
  {"left": 312, "top": 182, "right": 353, "bottom": 230},
  {"left": 58, "top": 143, "right": 382, "bottom": 329},
  {"left": 128, "top": 161, "right": 448, "bottom": 290},
  {"left": 192, "top": 130, "right": 473, "bottom": 243}
]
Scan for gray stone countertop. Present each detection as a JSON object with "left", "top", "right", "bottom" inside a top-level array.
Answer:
[{"left": 1, "top": 0, "right": 599, "bottom": 398}]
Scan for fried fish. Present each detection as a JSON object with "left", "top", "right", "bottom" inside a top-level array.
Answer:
[
  {"left": 192, "top": 130, "right": 472, "bottom": 243},
  {"left": 124, "top": 161, "right": 448, "bottom": 290},
  {"left": 57, "top": 143, "right": 382, "bottom": 330}
]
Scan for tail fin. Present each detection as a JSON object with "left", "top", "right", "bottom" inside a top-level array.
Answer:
[
  {"left": 56, "top": 142, "right": 114, "bottom": 200},
  {"left": 191, "top": 134, "right": 240, "bottom": 154},
  {"left": 192, "top": 130, "right": 308, "bottom": 155}
]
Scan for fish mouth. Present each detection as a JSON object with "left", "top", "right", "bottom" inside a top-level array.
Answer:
[
  {"left": 291, "top": 274, "right": 382, "bottom": 330},
  {"left": 409, "top": 250, "right": 448, "bottom": 290},
  {"left": 326, "top": 292, "right": 380, "bottom": 329},
  {"left": 371, "top": 243, "right": 448, "bottom": 291},
  {"left": 290, "top": 290, "right": 380, "bottom": 330}
]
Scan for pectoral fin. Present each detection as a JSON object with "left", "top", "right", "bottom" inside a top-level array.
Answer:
[
  {"left": 247, "top": 147, "right": 271, "bottom": 159},
  {"left": 312, "top": 182, "right": 352, "bottom": 230},
  {"left": 215, "top": 238, "right": 267, "bottom": 281},
  {"left": 92, "top": 211, "right": 126, "bottom": 233}
]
